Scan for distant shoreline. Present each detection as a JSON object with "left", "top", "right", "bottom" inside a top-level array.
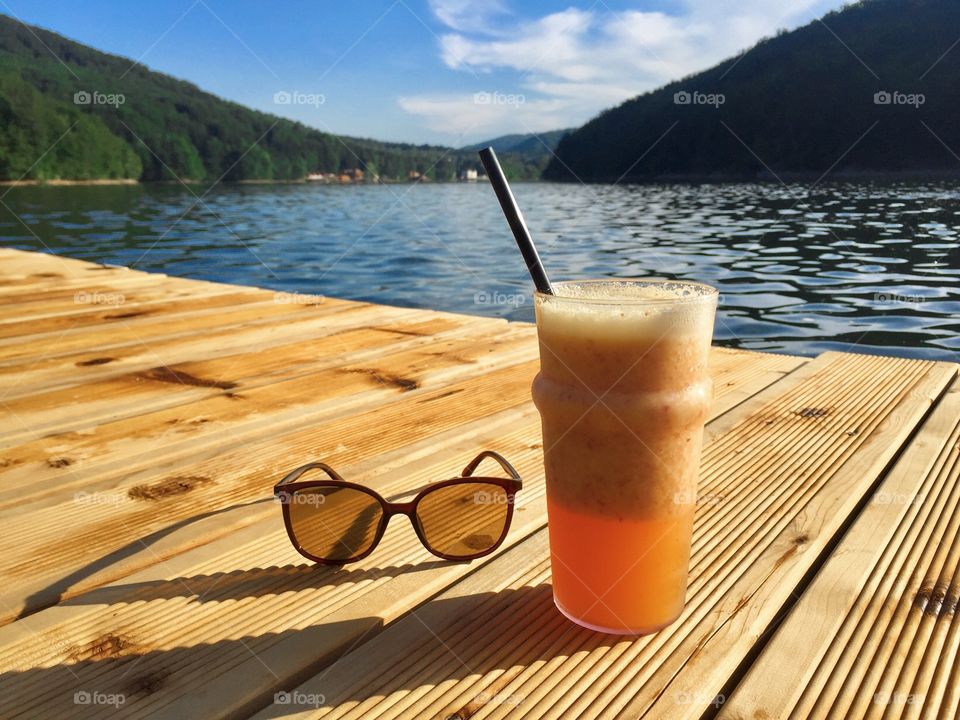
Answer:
[
  {"left": 0, "top": 177, "right": 491, "bottom": 188},
  {"left": 0, "top": 178, "right": 140, "bottom": 187},
  {"left": 5, "top": 169, "right": 960, "bottom": 188}
]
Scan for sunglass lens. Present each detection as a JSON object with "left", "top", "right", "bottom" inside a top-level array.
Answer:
[
  {"left": 416, "top": 482, "right": 510, "bottom": 558},
  {"left": 286, "top": 486, "right": 383, "bottom": 562}
]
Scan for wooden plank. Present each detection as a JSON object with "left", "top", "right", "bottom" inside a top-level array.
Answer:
[
  {"left": 245, "top": 352, "right": 957, "bottom": 720},
  {"left": 0, "top": 248, "right": 134, "bottom": 281},
  {"left": 720, "top": 378, "right": 960, "bottom": 720},
  {"left": 0, "top": 273, "right": 177, "bottom": 300},
  {"left": 0, "top": 349, "right": 798, "bottom": 719},
  {"left": 0, "top": 314, "right": 491, "bottom": 445},
  {"left": 704, "top": 346, "right": 804, "bottom": 417},
  {"left": 0, "top": 302, "right": 426, "bottom": 399},
  {"left": 0, "top": 275, "right": 261, "bottom": 323},
  {"left": 0, "top": 295, "right": 343, "bottom": 363},
  {"left": 0, "top": 290, "right": 270, "bottom": 340}
]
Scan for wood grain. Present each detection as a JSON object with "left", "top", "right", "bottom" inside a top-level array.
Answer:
[{"left": 721, "top": 378, "right": 960, "bottom": 720}]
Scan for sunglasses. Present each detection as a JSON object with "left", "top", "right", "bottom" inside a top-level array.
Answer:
[{"left": 275, "top": 450, "right": 522, "bottom": 564}]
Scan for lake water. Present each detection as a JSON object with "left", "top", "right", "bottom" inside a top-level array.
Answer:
[{"left": 1, "top": 181, "right": 957, "bottom": 360}]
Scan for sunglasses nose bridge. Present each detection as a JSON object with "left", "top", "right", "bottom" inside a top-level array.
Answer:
[
  {"left": 391, "top": 500, "right": 421, "bottom": 533},
  {"left": 384, "top": 499, "right": 416, "bottom": 517}
]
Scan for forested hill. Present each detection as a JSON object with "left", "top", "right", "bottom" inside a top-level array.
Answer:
[
  {"left": 462, "top": 129, "right": 571, "bottom": 156},
  {"left": 545, "top": 0, "right": 960, "bottom": 182},
  {"left": 0, "top": 15, "right": 542, "bottom": 183}
]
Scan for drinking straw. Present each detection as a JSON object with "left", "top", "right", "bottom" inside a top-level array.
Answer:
[{"left": 478, "top": 147, "right": 553, "bottom": 295}]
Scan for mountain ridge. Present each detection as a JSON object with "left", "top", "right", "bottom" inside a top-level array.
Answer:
[
  {"left": 545, "top": 0, "right": 960, "bottom": 183},
  {"left": 462, "top": 129, "right": 572, "bottom": 156},
  {"left": 0, "top": 14, "right": 544, "bottom": 183}
]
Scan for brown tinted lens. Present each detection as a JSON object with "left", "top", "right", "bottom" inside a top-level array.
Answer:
[
  {"left": 287, "top": 486, "right": 383, "bottom": 561},
  {"left": 416, "top": 482, "right": 510, "bottom": 558}
]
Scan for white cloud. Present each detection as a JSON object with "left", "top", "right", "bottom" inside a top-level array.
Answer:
[
  {"left": 402, "top": 0, "right": 846, "bottom": 144},
  {"left": 397, "top": 93, "right": 571, "bottom": 140},
  {"left": 427, "top": 0, "right": 510, "bottom": 35}
]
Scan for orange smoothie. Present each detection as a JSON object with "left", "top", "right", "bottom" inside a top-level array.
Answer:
[{"left": 532, "top": 279, "right": 717, "bottom": 634}]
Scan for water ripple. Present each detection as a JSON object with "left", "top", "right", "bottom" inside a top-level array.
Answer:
[{"left": 0, "top": 181, "right": 957, "bottom": 360}]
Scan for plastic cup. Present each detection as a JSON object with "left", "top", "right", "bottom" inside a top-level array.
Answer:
[{"left": 531, "top": 279, "right": 718, "bottom": 634}]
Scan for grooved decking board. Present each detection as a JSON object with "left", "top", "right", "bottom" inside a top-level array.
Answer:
[
  {"left": 0, "top": 290, "right": 270, "bottom": 339},
  {"left": 0, "top": 274, "right": 259, "bottom": 322},
  {"left": 0, "top": 301, "right": 390, "bottom": 398},
  {"left": 0, "top": 296, "right": 340, "bottom": 363},
  {"left": 249, "top": 352, "right": 957, "bottom": 720},
  {"left": 720, "top": 378, "right": 960, "bottom": 720},
  {"left": 0, "top": 313, "right": 494, "bottom": 446}
]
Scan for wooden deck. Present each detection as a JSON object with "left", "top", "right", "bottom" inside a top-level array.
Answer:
[{"left": 0, "top": 246, "right": 957, "bottom": 719}]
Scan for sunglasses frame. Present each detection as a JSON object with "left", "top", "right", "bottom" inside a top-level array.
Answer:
[{"left": 275, "top": 450, "right": 522, "bottom": 565}]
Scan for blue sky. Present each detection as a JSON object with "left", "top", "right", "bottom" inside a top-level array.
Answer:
[{"left": 1, "top": 0, "right": 846, "bottom": 146}]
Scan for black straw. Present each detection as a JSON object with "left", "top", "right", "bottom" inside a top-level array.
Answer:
[{"left": 478, "top": 147, "right": 553, "bottom": 295}]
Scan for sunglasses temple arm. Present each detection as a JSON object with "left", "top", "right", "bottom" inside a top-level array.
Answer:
[
  {"left": 274, "top": 461, "right": 347, "bottom": 494},
  {"left": 462, "top": 451, "right": 522, "bottom": 487}
]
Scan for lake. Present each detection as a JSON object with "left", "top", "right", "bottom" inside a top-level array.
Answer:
[{"left": 1, "top": 181, "right": 957, "bottom": 360}]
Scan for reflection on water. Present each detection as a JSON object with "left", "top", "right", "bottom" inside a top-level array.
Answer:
[{"left": 1, "top": 181, "right": 957, "bottom": 359}]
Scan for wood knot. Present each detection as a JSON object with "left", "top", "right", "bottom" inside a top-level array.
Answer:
[
  {"left": 129, "top": 475, "right": 212, "bottom": 500},
  {"left": 77, "top": 357, "right": 114, "bottom": 366},
  {"left": 139, "top": 367, "right": 237, "bottom": 389},
  {"left": 68, "top": 633, "right": 135, "bottom": 662},
  {"left": 126, "top": 670, "right": 170, "bottom": 696},
  {"left": 103, "top": 310, "right": 148, "bottom": 319},
  {"left": 339, "top": 367, "right": 420, "bottom": 391},
  {"left": 46, "top": 457, "right": 73, "bottom": 468},
  {"left": 796, "top": 407, "right": 829, "bottom": 418}
]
